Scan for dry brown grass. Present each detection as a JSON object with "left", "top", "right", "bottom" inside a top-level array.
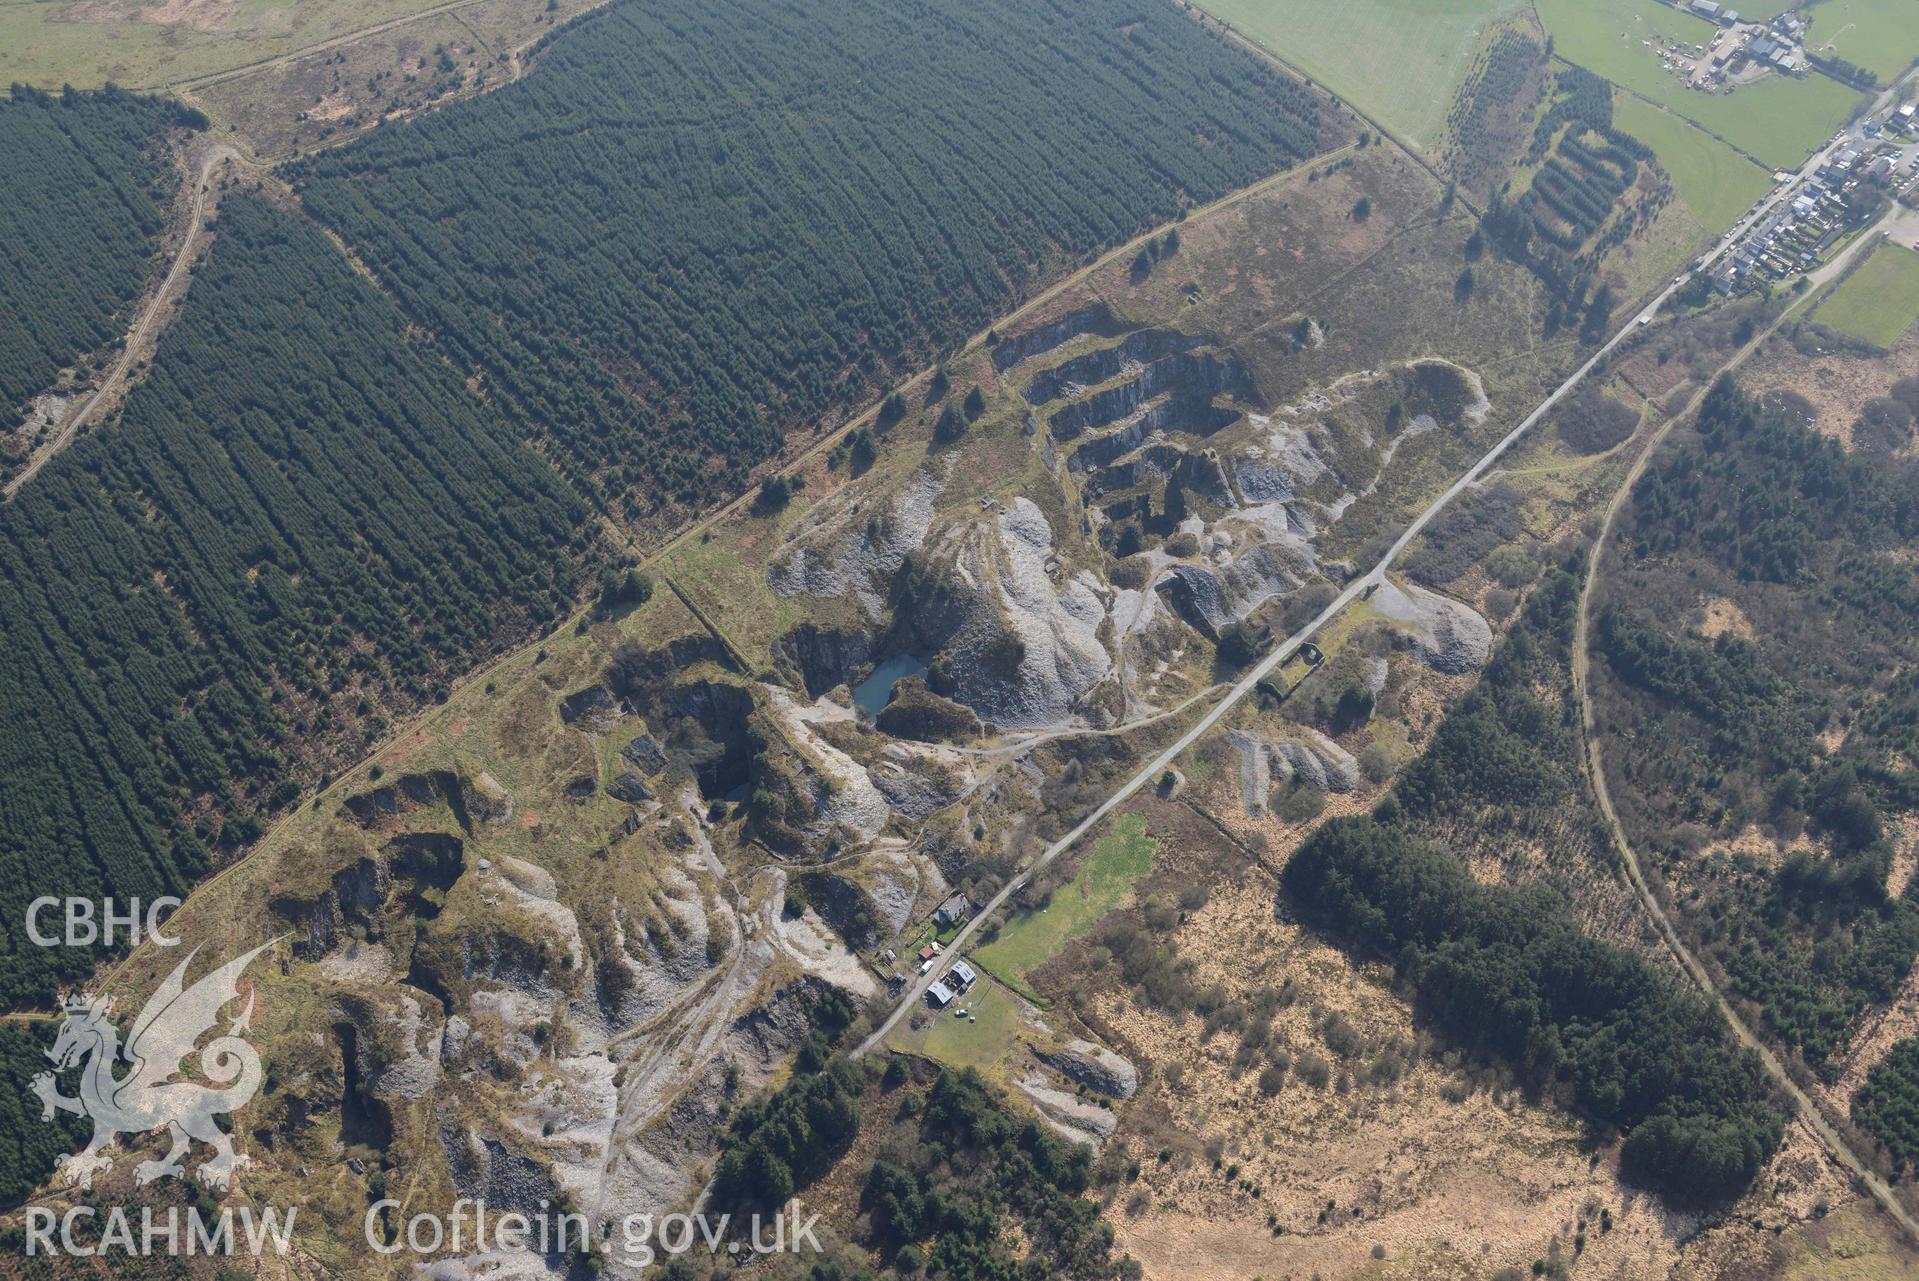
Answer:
[
  {"left": 1743, "top": 330, "right": 1919, "bottom": 452},
  {"left": 1696, "top": 594, "right": 1756, "bottom": 640},
  {"left": 1096, "top": 877, "right": 1692, "bottom": 1280}
]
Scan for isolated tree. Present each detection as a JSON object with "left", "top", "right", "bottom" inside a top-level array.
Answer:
[
  {"left": 1132, "top": 246, "right": 1154, "bottom": 278},
  {"left": 877, "top": 392, "right": 906, "bottom": 428},
  {"left": 1579, "top": 284, "right": 1614, "bottom": 345},
  {"left": 598, "top": 564, "right": 653, "bottom": 608},
  {"left": 848, "top": 426, "right": 877, "bottom": 473},
  {"left": 1351, "top": 196, "right": 1371, "bottom": 223},
  {"left": 757, "top": 473, "right": 793, "bottom": 511},
  {"left": 933, "top": 401, "right": 965, "bottom": 443},
  {"left": 1162, "top": 228, "right": 1181, "bottom": 256},
  {"left": 927, "top": 366, "right": 950, "bottom": 401},
  {"left": 1455, "top": 267, "right": 1476, "bottom": 303},
  {"left": 963, "top": 385, "right": 987, "bottom": 421},
  {"left": 1216, "top": 620, "right": 1259, "bottom": 666}
]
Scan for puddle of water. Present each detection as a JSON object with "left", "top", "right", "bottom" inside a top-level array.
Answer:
[{"left": 853, "top": 654, "right": 928, "bottom": 715}]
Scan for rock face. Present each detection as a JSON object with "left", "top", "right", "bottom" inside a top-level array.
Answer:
[
  {"left": 727, "top": 975, "right": 847, "bottom": 1066},
  {"left": 1035, "top": 1039, "right": 1139, "bottom": 1099},
  {"left": 341, "top": 769, "right": 461, "bottom": 826},
  {"left": 669, "top": 680, "right": 758, "bottom": 799},
  {"left": 606, "top": 771, "right": 654, "bottom": 804},
  {"left": 276, "top": 832, "right": 467, "bottom": 959},
  {"left": 1021, "top": 327, "right": 1204, "bottom": 405},
  {"left": 776, "top": 623, "right": 875, "bottom": 698},
  {"left": 559, "top": 684, "right": 625, "bottom": 732},
  {"left": 1048, "top": 350, "right": 1256, "bottom": 440},
  {"left": 796, "top": 871, "right": 886, "bottom": 950},
  {"left": 1371, "top": 579, "right": 1493, "bottom": 674},
  {"left": 991, "top": 303, "right": 1118, "bottom": 371},
  {"left": 463, "top": 770, "right": 514, "bottom": 825},
  {"left": 1158, "top": 541, "right": 1309, "bottom": 637},
  {"left": 621, "top": 732, "right": 668, "bottom": 775}
]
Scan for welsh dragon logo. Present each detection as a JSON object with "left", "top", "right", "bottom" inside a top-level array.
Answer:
[{"left": 32, "top": 939, "right": 281, "bottom": 1191}]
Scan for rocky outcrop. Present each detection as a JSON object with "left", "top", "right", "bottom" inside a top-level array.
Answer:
[
  {"left": 280, "top": 858, "right": 389, "bottom": 959},
  {"left": 1035, "top": 1039, "right": 1139, "bottom": 1099},
  {"left": 606, "top": 771, "right": 654, "bottom": 804},
  {"left": 277, "top": 832, "right": 467, "bottom": 959},
  {"left": 873, "top": 676, "right": 979, "bottom": 742}
]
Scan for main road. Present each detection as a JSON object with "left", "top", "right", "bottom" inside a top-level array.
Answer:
[{"left": 855, "top": 85, "right": 1904, "bottom": 1058}]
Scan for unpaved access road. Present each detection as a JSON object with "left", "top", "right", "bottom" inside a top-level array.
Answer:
[{"left": 5, "top": 144, "right": 238, "bottom": 500}]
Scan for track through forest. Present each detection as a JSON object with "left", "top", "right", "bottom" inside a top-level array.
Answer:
[
  {"left": 5, "top": 143, "right": 238, "bottom": 499},
  {"left": 1571, "top": 202, "right": 1919, "bottom": 1243}
]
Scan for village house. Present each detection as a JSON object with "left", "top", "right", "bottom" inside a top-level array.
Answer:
[{"left": 935, "top": 891, "right": 972, "bottom": 927}]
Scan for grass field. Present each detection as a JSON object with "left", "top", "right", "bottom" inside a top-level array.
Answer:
[
  {"left": 897, "top": 980, "right": 1024, "bottom": 1076},
  {"left": 1814, "top": 239, "right": 1919, "bottom": 345},
  {"left": 972, "top": 812, "right": 1157, "bottom": 996},
  {"left": 1804, "top": 0, "right": 1919, "bottom": 85},
  {"left": 1193, "top": 0, "right": 1526, "bottom": 154},
  {"left": 1537, "top": 0, "right": 1864, "bottom": 169},
  {"left": 0, "top": 0, "right": 462, "bottom": 90},
  {"left": 1612, "top": 93, "right": 1773, "bottom": 230}
]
